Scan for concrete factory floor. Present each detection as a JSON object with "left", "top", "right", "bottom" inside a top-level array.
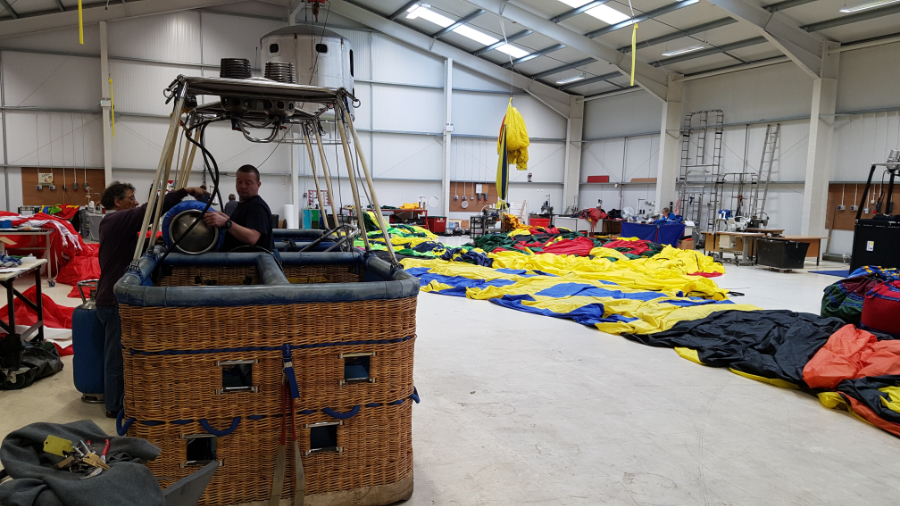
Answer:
[{"left": 2, "top": 257, "right": 900, "bottom": 505}]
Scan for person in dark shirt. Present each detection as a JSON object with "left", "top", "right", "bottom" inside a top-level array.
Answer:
[
  {"left": 96, "top": 182, "right": 207, "bottom": 417},
  {"left": 204, "top": 165, "right": 274, "bottom": 251},
  {"left": 224, "top": 194, "right": 238, "bottom": 216}
]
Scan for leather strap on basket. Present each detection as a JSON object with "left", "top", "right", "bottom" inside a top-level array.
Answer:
[{"left": 270, "top": 371, "right": 305, "bottom": 505}]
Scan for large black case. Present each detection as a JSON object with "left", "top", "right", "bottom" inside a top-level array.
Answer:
[{"left": 850, "top": 220, "right": 900, "bottom": 272}]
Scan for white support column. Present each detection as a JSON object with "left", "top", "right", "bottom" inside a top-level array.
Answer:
[
  {"left": 562, "top": 95, "right": 584, "bottom": 212},
  {"left": 801, "top": 41, "right": 840, "bottom": 238},
  {"left": 441, "top": 58, "right": 453, "bottom": 217},
  {"left": 654, "top": 74, "right": 683, "bottom": 212},
  {"left": 99, "top": 21, "right": 113, "bottom": 186}
]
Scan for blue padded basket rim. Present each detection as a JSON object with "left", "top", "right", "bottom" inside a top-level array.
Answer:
[{"left": 162, "top": 200, "right": 226, "bottom": 252}]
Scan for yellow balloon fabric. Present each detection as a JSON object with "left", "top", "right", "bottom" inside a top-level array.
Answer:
[
  {"left": 498, "top": 102, "right": 530, "bottom": 170},
  {"left": 401, "top": 255, "right": 759, "bottom": 335}
]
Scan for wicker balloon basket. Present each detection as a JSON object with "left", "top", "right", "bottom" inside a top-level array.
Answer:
[{"left": 115, "top": 250, "right": 419, "bottom": 506}]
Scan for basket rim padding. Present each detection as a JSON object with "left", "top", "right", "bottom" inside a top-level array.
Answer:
[{"left": 114, "top": 251, "right": 419, "bottom": 307}]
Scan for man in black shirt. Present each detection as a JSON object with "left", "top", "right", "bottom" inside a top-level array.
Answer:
[{"left": 204, "top": 164, "right": 274, "bottom": 251}]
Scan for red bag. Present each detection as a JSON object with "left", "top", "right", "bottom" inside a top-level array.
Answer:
[{"left": 861, "top": 280, "right": 900, "bottom": 335}]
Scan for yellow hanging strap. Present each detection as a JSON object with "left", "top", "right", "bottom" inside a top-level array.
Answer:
[
  {"left": 78, "top": 0, "right": 84, "bottom": 45},
  {"left": 630, "top": 23, "right": 638, "bottom": 87},
  {"left": 108, "top": 76, "right": 116, "bottom": 137}
]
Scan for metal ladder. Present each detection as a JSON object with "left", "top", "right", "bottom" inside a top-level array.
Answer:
[
  {"left": 751, "top": 123, "right": 780, "bottom": 220},
  {"left": 678, "top": 110, "right": 724, "bottom": 230}
]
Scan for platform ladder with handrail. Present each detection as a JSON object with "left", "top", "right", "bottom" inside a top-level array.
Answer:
[{"left": 677, "top": 110, "right": 725, "bottom": 232}]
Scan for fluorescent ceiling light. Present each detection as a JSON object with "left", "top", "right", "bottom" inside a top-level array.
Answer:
[
  {"left": 453, "top": 25, "right": 499, "bottom": 46},
  {"left": 839, "top": 0, "right": 900, "bottom": 12},
  {"left": 405, "top": 4, "right": 453, "bottom": 27},
  {"left": 406, "top": 4, "right": 529, "bottom": 58},
  {"left": 557, "top": 0, "right": 631, "bottom": 25},
  {"left": 496, "top": 44, "right": 530, "bottom": 59},
  {"left": 556, "top": 75, "right": 584, "bottom": 85},
  {"left": 662, "top": 44, "right": 706, "bottom": 57}
]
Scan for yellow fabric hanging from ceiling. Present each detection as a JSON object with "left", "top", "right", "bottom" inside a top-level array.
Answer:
[{"left": 498, "top": 100, "right": 530, "bottom": 171}]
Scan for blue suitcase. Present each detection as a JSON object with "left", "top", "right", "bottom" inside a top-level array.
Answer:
[{"left": 71, "top": 280, "right": 105, "bottom": 403}]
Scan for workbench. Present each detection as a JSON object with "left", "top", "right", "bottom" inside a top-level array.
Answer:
[
  {"left": 0, "top": 259, "right": 47, "bottom": 370},
  {"left": 703, "top": 231, "right": 765, "bottom": 266},
  {"left": 0, "top": 229, "right": 56, "bottom": 286},
  {"left": 744, "top": 228, "right": 785, "bottom": 236}
]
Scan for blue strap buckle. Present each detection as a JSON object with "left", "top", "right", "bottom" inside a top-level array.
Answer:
[{"left": 282, "top": 344, "right": 300, "bottom": 399}]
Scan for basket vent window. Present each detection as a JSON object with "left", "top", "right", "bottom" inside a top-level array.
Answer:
[
  {"left": 349, "top": 49, "right": 354, "bottom": 77},
  {"left": 316, "top": 43, "right": 328, "bottom": 54},
  {"left": 185, "top": 437, "right": 216, "bottom": 465},
  {"left": 269, "top": 43, "right": 279, "bottom": 54},
  {"left": 343, "top": 356, "right": 370, "bottom": 383},
  {"left": 309, "top": 425, "right": 338, "bottom": 452},
  {"left": 222, "top": 364, "right": 253, "bottom": 392}
]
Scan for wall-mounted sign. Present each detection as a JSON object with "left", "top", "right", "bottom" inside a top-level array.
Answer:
[
  {"left": 38, "top": 172, "right": 54, "bottom": 185},
  {"left": 307, "top": 190, "right": 330, "bottom": 208}
]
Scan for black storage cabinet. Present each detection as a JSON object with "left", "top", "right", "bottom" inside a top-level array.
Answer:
[
  {"left": 850, "top": 220, "right": 900, "bottom": 272},
  {"left": 757, "top": 239, "right": 810, "bottom": 270}
]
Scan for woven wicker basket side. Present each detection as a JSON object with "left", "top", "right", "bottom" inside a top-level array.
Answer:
[
  {"left": 159, "top": 265, "right": 261, "bottom": 286},
  {"left": 124, "top": 338, "right": 416, "bottom": 420},
  {"left": 283, "top": 264, "right": 365, "bottom": 284},
  {"left": 134, "top": 401, "right": 414, "bottom": 505}
]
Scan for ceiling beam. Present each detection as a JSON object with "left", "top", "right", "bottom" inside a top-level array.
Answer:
[
  {"left": 0, "top": 0, "right": 242, "bottom": 38},
  {"left": 328, "top": 0, "right": 572, "bottom": 111},
  {"left": 458, "top": 0, "right": 669, "bottom": 101},
  {"left": 531, "top": 57, "right": 595, "bottom": 80},
  {"left": 617, "top": 18, "right": 737, "bottom": 53},
  {"left": 432, "top": 9, "right": 485, "bottom": 38},
  {"left": 54, "top": 0, "right": 66, "bottom": 12},
  {"left": 765, "top": 0, "right": 819, "bottom": 12},
  {"left": 550, "top": 0, "right": 611, "bottom": 23},
  {"left": 502, "top": 43, "right": 565, "bottom": 68},
  {"left": 0, "top": 0, "right": 18, "bottom": 19},
  {"left": 472, "top": 29, "right": 530, "bottom": 55},
  {"left": 803, "top": 3, "right": 900, "bottom": 32},
  {"left": 586, "top": 0, "right": 699, "bottom": 39},
  {"left": 652, "top": 36, "right": 767, "bottom": 66},
  {"left": 388, "top": 0, "right": 419, "bottom": 21},
  {"left": 559, "top": 71, "right": 620, "bottom": 91},
  {"left": 708, "top": 0, "right": 824, "bottom": 77}
]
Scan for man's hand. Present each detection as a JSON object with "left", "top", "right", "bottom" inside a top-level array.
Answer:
[
  {"left": 204, "top": 210, "right": 229, "bottom": 228},
  {"left": 184, "top": 187, "right": 209, "bottom": 199}
]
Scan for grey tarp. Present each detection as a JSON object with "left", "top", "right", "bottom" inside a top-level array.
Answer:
[{"left": 0, "top": 420, "right": 165, "bottom": 506}]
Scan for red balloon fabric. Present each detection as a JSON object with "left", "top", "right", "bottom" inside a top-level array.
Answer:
[
  {"left": 603, "top": 240, "right": 652, "bottom": 256},
  {"left": 538, "top": 236, "right": 596, "bottom": 256},
  {"left": 0, "top": 285, "right": 74, "bottom": 330},
  {"left": 803, "top": 324, "right": 900, "bottom": 390},
  {"left": 56, "top": 256, "right": 101, "bottom": 287}
]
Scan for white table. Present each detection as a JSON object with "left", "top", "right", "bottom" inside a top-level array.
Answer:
[
  {"left": 0, "top": 259, "right": 47, "bottom": 370},
  {"left": 0, "top": 229, "right": 56, "bottom": 286}
]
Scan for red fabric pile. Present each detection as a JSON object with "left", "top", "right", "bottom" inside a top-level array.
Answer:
[
  {"left": 538, "top": 236, "right": 595, "bottom": 256},
  {"left": 0, "top": 210, "right": 102, "bottom": 294},
  {"left": 803, "top": 325, "right": 900, "bottom": 390},
  {"left": 602, "top": 240, "right": 651, "bottom": 256},
  {"left": 0, "top": 285, "right": 74, "bottom": 330},
  {"left": 0, "top": 285, "right": 76, "bottom": 356},
  {"left": 0, "top": 210, "right": 88, "bottom": 272}
]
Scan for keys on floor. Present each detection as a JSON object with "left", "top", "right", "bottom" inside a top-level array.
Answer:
[
  {"left": 82, "top": 452, "right": 110, "bottom": 471},
  {"left": 43, "top": 437, "right": 111, "bottom": 477}
]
